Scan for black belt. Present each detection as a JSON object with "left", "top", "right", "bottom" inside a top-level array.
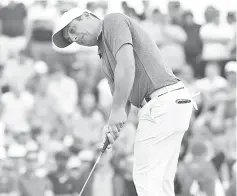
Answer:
[{"left": 141, "top": 87, "right": 185, "bottom": 108}]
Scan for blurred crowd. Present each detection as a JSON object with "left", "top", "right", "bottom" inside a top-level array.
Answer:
[{"left": 0, "top": 0, "right": 236, "bottom": 196}]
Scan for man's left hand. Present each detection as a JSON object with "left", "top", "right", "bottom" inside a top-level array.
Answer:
[{"left": 102, "top": 108, "right": 127, "bottom": 148}]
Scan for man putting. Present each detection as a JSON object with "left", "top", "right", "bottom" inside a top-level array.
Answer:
[{"left": 52, "top": 8, "right": 195, "bottom": 196}]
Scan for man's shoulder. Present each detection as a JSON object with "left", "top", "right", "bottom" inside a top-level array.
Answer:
[
  {"left": 103, "top": 13, "right": 129, "bottom": 26},
  {"left": 104, "top": 13, "right": 126, "bottom": 20}
]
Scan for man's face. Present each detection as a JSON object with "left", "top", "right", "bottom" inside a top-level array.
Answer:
[{"left": 65, "top": 13, "right": 99, "bottom": 46}]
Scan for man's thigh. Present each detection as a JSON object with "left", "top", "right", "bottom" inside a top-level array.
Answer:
[
  {"left": 133, "top": 89, "right": 193, "bottom": 196},
  {"left": 133, "top": 131, "right": 185, "bottom": 196}
]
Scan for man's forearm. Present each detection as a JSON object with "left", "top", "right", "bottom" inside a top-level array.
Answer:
[{"left": 112, "top": 62, "right": 135, "bottom": 112}]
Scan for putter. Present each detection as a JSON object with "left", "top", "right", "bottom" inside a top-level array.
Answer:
[
  {"left": 78, "top": 123, "right": 124, "bottom": 196},
  {"left": 77, "top": 137, "right": 110, "bottom": 196}
]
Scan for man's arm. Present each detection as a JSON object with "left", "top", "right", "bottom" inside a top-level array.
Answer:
[
  {"left": 102, "top": 14, "right": 135, "bottom": 145},
  {"left": 108, "top": 80, "right": 131, "bottom": 117},
  {"left": 111, "top": 44, "right": 135, "bottom": 114}
]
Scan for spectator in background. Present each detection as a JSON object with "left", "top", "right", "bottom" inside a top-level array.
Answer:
[
  {"left": 200, "top": 8, "right": 235, "bottom": 76},
  {"left": 71, "top": 150, "right": 96, "bottom": 196},
  {"left": 123, "top": 155, "right": 137, "bottom": 196},
  {"left": 48, "top": 150, "right": 77, "bottom": 196},
  {"left": 0, "top": 159, "right": 18, "bottom": 195},
  {"left": 6, "top": 128, "right": 38, "bottom": 174},
  {"left": 0, "top": 84, "right": 34, "bottom": 133},
  {"left": 226, "top": 11, "right": 236, "bottom": 27},
  {"left": 182, "top": 11, "right": 203, "bottom": 78},
  {"left": 193, "top": 62, "right": 228, "bottom": 139},
  {"left": 67, "top": 155, "right": 94, "bottom": 196},
  {"left": 71, "top": 91, "right": 104, "bottom": 148},
  {"left": 70, "top": 62, "right": 88, "bottom": 100},
  {"left": 221, "top": 62, "right": 236, "bottom": 175},
  {"left": 195, "top": 62, "right": 227, "bottom": 112},
  {"left": 141, "top": 8, "right": 162, "bottom": 46},
  {"left": 26, "top": 60, "right": 48, "bottom": 93},
  {"left": 28, "top": 61, "right": 61, "bottom": 133},
  {"left": 2, "top": 50, "right": 35, "bottom": 92},
  {"left": 226, "top": 12, "right": 236, "bottom": 61},
  {"left": 227, "top": 33, "right": 236, "bottom": 61},
  {"left": 121, "top": 1, "right": 142, "bottom": 22},
  {"left": 86, "top": 1, "right": 97, "bottom": 13},
  {"left": 159, "top": 14, "right": 187, "bottom": 73},
  {"left": 121, "top": 1, "right": 130, "bottom": 16},
  {"left": 204, "top": 6, "right": 217, "bottom": 24},
  {"left": 138, "top": 0, "right": 150, "bottom": 21},
  {"left": 97, "top": 77, "right": 113, "bottom": 119},
  {"left": 167, "top": 0, "right": 182, "bottom": 25},
  {"left": 56, "top": 0, "right": 77, "bottom": 15},
  {"left": 111, "top": 122, "right": 136, "bottom": 196},
  {"left": 224, "top": 61, "right": 236, "bottom": 121},
  {"left": 18, "top": 150, "right": 53, "bottom": 196},
  {"left": 0, "top": 63, "right": 6, "bottom": 94},
  {"left": 0, "top": 0, "right": 27, "bottom": 64},
  {"left": 26, "top": 0, "right": 59, "bottom": 63},
  {"left": 177, "top": 141, "right": 225, "bottom": 196},
  {"left": 0, "top": 103, "right": 6, "bottom": 160},
  {"left": 46, "top": 63, "right": 78, "bottom": 116}
]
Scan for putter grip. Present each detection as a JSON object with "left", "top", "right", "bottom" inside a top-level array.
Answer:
[{"left": 101, "top": 137, "right": 110, "bottom": 153}]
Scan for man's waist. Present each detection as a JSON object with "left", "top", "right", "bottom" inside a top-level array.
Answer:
[{"left": 140, "top": 81, "right": 185, "bottom": 108}]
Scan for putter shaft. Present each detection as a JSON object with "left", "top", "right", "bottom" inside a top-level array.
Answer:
[{"left": 78, "top": 152, "right": 103, "bottom": 196}]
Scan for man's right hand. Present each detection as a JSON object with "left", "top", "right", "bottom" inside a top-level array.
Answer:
[{"left": 101, "top": 122, "right": 125, "bottom": 151}]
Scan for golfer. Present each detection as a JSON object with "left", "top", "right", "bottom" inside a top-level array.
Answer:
[{"left": 53, "top": 8, "right": 196, "bottom": 196}]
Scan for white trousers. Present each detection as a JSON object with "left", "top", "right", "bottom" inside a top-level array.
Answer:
[{"left": 133, "top": 86, "right": 194, "bottom": 196}]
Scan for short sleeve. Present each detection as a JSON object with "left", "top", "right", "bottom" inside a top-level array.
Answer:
[{"left": 103, "top": 13, "right": 133, "bottom": 57}]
